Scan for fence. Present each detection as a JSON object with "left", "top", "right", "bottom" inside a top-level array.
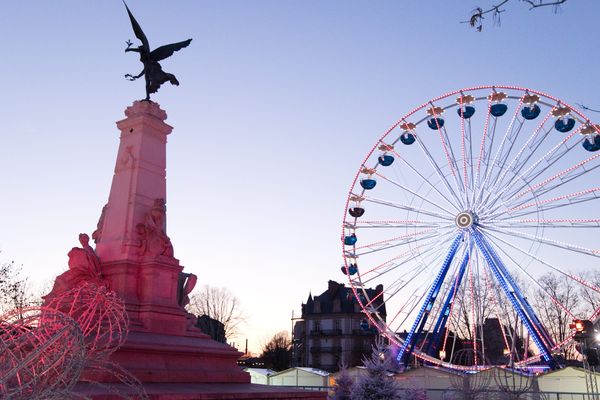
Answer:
[{"left": 272, "top": 386, "right": 597, "bottom": 399}]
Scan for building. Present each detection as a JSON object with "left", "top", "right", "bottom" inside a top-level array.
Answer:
[
  {"left": 244, "top": 368, "right": 276, "bottom": 385},
  {"left": 269, "top": 367, "right": 330, "bottom": 388},
  {"left": 293, "top": 280, "right": 386, "bottom": 372}
]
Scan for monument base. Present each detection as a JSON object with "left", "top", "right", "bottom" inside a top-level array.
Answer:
[
  {"left": 87, "top": 331, "right": 249, "bottom": 384},
  {"left": 75, "top": 382, "right": 327, "bottom": 400}
]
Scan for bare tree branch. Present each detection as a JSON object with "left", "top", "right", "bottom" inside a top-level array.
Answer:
[
  {"left": 464, "top": 0, "right": 568, "bottom": 31},
  {"left": 186, "top": 285, "right": 246, "bottom": 341},
  {"left": 577, "top": 103, "right": 600, "bottom": 114},
  {"left": 522, "top": 0, "right": 567, "bottom": 10}
]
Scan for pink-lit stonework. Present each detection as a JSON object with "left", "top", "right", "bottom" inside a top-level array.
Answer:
[{"left": 45, "top": 101, "right": 325, "bottom": 399}]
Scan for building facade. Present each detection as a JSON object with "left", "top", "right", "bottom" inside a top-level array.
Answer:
[{"left": 293, "top": 280, "right": 386, "bottom": 372}]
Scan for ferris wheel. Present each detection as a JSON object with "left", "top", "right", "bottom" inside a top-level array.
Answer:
[{"left": 341, "top": 85, "right": 600, "bottom": 370}]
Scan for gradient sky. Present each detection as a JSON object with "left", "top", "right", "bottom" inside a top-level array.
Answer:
[{"left": 1, "top": 1, "right": 599, "bottom": 354}]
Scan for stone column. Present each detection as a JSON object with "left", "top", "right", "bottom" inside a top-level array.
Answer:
[
  {"left": 95, "top": 100, "right": 174, "bottom": 263},
  {"left": 94, "top": 101, "right": 185, "bottom": 334}
]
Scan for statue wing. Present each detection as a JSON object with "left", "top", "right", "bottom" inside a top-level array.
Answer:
[
  {"left": 150, "top": 39, "right": 192, "bottom": 62},
  {"left": 124, "top": 2, "right": 150, "bottom": 51}
]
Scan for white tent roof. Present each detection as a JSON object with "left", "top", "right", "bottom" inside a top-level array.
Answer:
[{"left": 244, "top": 368, "right": 276, "bottom": 376}]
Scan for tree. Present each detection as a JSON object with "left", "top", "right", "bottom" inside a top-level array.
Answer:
[
  {"left": 464, "top": 0, "right": 567, "bottom": 31},
  {"left": 0, "top": 258, "right": 33, "bottom": 314},
  {"left": 530, "top": 272, "right": 580, "bottom": 361},
  {"left": 186, "top": 285, "right": 245, "bottom": 341},
  {"left": 578, "top": 270, "right": 600, "bottom": 316},
  {"left": 351, "top": 338, "right": 403, "bottom": 400},
  {"left": 260, "top": 331, "right": 292, "bottom": 372},
  {"left": 330, "top": 363, "right": 354, "bottom": 400}
]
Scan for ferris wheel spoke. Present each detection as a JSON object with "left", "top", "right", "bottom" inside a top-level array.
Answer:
[
  {"left": 474, "top": 97, "right": 493, "bottom": 196},
  {"left": 484, "top": 233, "right": 577, "bottom": 320},
  {"left": 471, "top": 230, "right": 556, "bottom": 362},
  {"left": 476, "top": 229, "right": 600, "bottom": 295},
  {"left": 481, "top": 225, "right": 600, "bottom": 258},
  {"left": 358, "top": 234, "right": 454, "bottom": 282},
  {"left": 422, "top": 248, "right": 471, "bottom": 357},
  {"left": 459, "top": 102, "right": 471, "bottom": 205},
  {"left": 476, "top": 96, "right": 527, "bottom": 209},
  {"left": 391, "top": 147, "right": 462, "bottom": 213},
  {"left": 362, "top": 195, "right": 454, "bottom": 220},
  {"left": 387, "top": 287, "right": 423, "bottom": 333},
  {"left": 368, "top": 253, "right": 445, "bottom": 314},
  {"left": 506, "top": 186, "right": 600, "bottom": 214},
  {"left": 353, "top": 220, "right": 454, "bottom": 229},
  {"left": 487, "top": 160, "right": 600, "bottom": 220},
  {"left": 352, "top": 227, "right": 452, "bottom": 257},
  {"left": 486, "top": 218, "right": 600, "bottom": 229},
  {"left": 410, "top": 123, "right": 466, "bottom": 209},
  {"left": 374, "top": 171, "right": 459, "bottom": 216},
  {"left": 483, "top": 107, "right": 556, "bottom": 207},
  {"left": 439, "top": 122, "right": 467, "bottom": 197},
  {"left": 482, "top": 130, "right": 600, "bottom": 216},
  {"left": 396, "top": 233, "right": 465, "bottom": 364},
  {"left": 479, "top": 107, "right": 556, "bottom": 213},
  {"left": 483, "top": 186, "right": 600, "bottom": 221}
]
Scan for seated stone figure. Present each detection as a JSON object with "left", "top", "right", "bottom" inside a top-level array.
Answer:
[{"left": 44, "top": 233, "right": 104, "bottom": 300}]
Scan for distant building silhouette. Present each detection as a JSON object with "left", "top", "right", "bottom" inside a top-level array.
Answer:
[{"left": 293, "top": 280, "right": 386, "bottom": 372}]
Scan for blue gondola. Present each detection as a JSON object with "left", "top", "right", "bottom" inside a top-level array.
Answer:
[
  {"left": 378, "top": 154, "right": 395, "bottom": 166},
  {"left": 490, "top": 103, "right": 508, "bottom": 117},
  {"left": 348, "top": 207, "right": 365, "bottom": 218},
  {"left": 457, "top": 105, "right": 475, "bottom": 119},
  {"left": 427, "top": 117, "right": 444, "bottom": 130},
  {"left": 583, "top": 135, "right": 600, "bottom": 152},
  {"left": 400, "top": 132, "right": 416, "bottom": 145},
  {"left": 521, "top": 104, "right": 541, "bottom": 120},
  {"left": 348, "top": 263, "right": 358, "bottom": 275},
  {"left": 344, "top": 234, "right": 357, "bottom": 246},
  {"left": 360, "top": 178, "right": 377, "bottom": 190},
  {"left": 555, "top": 118, "right": 575, "bottom": 133}
]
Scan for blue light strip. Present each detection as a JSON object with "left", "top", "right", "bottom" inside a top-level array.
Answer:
[
  {"left": 424, "top": 250, "right": 470, "bottom": 357},
  {"left": 396, "top": 233, "right": 464, "bottom": 365},
  {"left": 477, "top": 232, "right": 555, "bottom": 349},
  {"left": 471, "top": 229, "right": 555, "bottom": 365}
]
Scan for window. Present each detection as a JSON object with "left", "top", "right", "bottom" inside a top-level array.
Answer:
[{"left": 334, "top": 319, "right": 341, "bottom": 332}]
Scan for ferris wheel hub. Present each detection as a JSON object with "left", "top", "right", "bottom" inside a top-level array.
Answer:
[{"left": 455, "top": 211, "right": 476, "bottom": 229}]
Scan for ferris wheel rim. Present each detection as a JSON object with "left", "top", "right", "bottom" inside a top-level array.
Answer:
[{"left": 341, "top": 85, "right": 600, "bottom": 370}]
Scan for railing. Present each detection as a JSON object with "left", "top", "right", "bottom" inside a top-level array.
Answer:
[
  {"left": 310, "top": 346, "right": 342, "bottom": 353},
  {"left": 352, "top": 329, "right": 376, "bottom": 336},
  {"left": 270, "top": 385, "right": 329, "bottom": 392},
  {"left": 262, "top": 385, "right": 596, "bottom": 398},
  {"left": 424, "top": 388, "right": 593, "bottom": 400},
  {"left": 309, "top": 329, "right": 343, "bottom": 336}
]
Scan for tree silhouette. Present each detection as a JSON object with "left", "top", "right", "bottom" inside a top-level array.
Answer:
[{"left": 261, "top": 331, "right": 292, "bottom": 371}]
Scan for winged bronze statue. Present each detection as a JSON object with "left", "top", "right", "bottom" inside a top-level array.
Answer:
[{"left": 123, "top": 2, "right": 192, "bottom": 101}]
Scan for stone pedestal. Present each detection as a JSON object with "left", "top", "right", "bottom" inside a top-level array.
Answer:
[{"left": 61, "top": 101, "right": 326, "bottom": 399}]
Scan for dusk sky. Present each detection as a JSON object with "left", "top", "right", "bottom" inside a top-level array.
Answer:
[{"left": 1, "top": 1, "right": 599, "bottom": 354}]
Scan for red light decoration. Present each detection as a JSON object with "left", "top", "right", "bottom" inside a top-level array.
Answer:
[
  {"left": 0, "top": 307, "right": 87, "bottom": 399},
  {"left": 44, "top": 282, "right": 129, "bottom": 362}
]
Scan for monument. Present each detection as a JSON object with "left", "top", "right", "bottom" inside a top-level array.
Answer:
[{"left": 41, "top": 4, "right": 326, "bottom": 399}]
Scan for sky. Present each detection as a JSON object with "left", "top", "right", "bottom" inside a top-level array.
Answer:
[{"left": 1, "top": 1, "right": 600, "bottom": 354}]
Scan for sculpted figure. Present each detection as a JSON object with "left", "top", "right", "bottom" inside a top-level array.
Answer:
[
  {"left": 137, "top": 198, "right": 174, "bottom": 259},
  {"left": 123, "top": 2, "right": 192, "bottom": 101},
  {"left": 44, "top": 234, "right": 104, "bottom": 300},
  {"left": 177, "top": 272, "right": 197, "bottom": 308},
  {"left": 92, "top": 204, "right": 108, "bottom": 244}
]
